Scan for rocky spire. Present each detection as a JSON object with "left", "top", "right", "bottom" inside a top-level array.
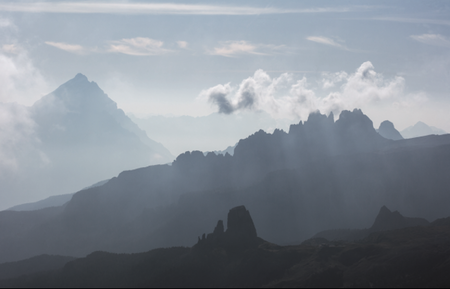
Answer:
[{"left": 195, "top": 205, "right": 261, "bottom": 250}]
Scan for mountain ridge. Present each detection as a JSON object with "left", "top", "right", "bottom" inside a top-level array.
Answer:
[
  {"left": 2, "top": 206, "right": 450, "bottom": 287},
  {"left": 1, "top": 109, "right": 450, "bottom": 263}
]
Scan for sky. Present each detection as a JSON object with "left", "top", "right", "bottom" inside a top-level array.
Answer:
[{"left": 1, "top": 0, "right": 450, "bottom": 132}]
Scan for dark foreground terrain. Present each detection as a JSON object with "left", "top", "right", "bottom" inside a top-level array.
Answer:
[{"left": 1, "top": 206, "right": 450, "bottom": 288}]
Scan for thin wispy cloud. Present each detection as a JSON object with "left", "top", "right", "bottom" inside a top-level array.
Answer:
[
  {"left": 0, "top": 18, "right": 13, "bottom": 28},
  {"left": 2, "top": 44, "right": 19, "bottom": 54},
  {"left": 306, "top": 36, "right": 347, "bottom": 49},
  {"left": 0, "top": 2, "right": 361, "bottom": 15},
  {"left": 108, "top": 37, "right": 172, "bottom": 56},
  {"left": 45, "top": 41, "right": 91, "bottom": 55},
  {"left": 177, "top": 41, "right": 188, "bottom": 49},
  {"left": 410, "top": 34, "right": 450, "bottom": 48},
  {"left": 373, "top": 17, "right": 450, "bottom": 26},
  {"left": 209, "top": 41, "right": 286, "bottom": 57}
]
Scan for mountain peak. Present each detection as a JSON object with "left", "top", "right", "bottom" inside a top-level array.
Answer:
[
  {"left": 401, "top": 121, "right": 447, "bottom": 139},
  {"left": 74, "top": 73, "right": 88, "bottom": 81},
  {"left": 378, "top": 120, "right": 403, "bottom": 140},
  {"left": 32, "top": 72, "right": 115, "bottom": 113},
  {"left": 370, "top": 205, "right": 429, "bottom": 232}
]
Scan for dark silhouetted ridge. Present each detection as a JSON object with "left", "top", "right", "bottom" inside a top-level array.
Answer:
[
  {"left": 370, "top": 205, "right": 429, "bottom": 232},
  {"left": 311, "top": 206, "right": 430, "bottom": 241}
]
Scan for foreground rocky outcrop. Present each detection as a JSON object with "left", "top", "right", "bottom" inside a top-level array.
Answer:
[
  {"left": 2, "top": 206, "right": 450, "bottom": 288},
  {"left": 195, "top": 206, "right": 263, "bottom": 250}
]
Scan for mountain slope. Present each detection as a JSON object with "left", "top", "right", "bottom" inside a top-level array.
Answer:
[
  {"left": 2, "top": 207, "right": 450, "bottom": 288},
  {"left": 0, "top": 74, "right": 174, "bottom": 210},
  {"left": 401, "top": 121, "right": 447, "bottom": 139},
  {"left": 1, "top": 110, "right": 450, "bottom": 263},
  {"left": 7, "top": 179, "right": 109, "bottom": 212}
]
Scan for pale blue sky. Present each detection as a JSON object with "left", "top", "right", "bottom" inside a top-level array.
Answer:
[{"left": 1, "top": 0, "right": 450, "bottom": 131}]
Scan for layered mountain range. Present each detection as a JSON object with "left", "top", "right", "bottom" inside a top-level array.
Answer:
[
  {"left": 0, "top": 74, "right": 173, "bottom": 210},
  {"left": 1, "top": 107, "right": 450, "bottom": 263},
  {"left": 2, "top": 206, "right": 450, "bottom": 287}
]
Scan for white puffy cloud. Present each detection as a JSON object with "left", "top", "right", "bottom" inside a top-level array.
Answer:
[
  {"left": 108, "top": 37, "right": 172, "bottom": 56},
  {"left": 410, "top": 34, "right": 450, "bottom": 48},
  {"left": 0, "top": 103, "right": 41, "bottom": 173},
  {"left": 0, "top": 46, "right": 51, "bottom": 105},
  {"left": 0, "top": 19, "right": 50, "bottom": 172},
  {"left": 321, "top": 71, "right": 348, "bottom": 89},
  {"left": 0, "top": 18, "right": 50, "bottom": 105},
  {"left": 201, "top": 61, "right": 410, "bottom": 121},
  {"left": 209, "top": 40, "right": 286, "bottom": 57}
]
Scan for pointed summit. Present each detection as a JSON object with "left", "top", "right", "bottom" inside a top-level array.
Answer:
[
  {"left": 401, "top": 121, "right": 447, "bottom": 139},
  {"left": 30, "top": 73, "right": 174, "bottom": 162},
  {"left": 33, "top": 73, "right": 116, "bottom": 114},
  {"left": 74, "top": 73, "right": 88, "bottom": 81}
]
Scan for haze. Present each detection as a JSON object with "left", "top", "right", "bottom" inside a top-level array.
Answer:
[{"left": 1, "top": 2, "right": 450, "bottom": 286}]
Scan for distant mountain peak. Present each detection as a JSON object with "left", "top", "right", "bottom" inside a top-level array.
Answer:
[
  {"left": 73, "top": 73, "right": 88, "bottom": 81},
  {"left": 370, "top": 205, "right": 429, "bottom": 232},
  {"left": 377, "top": 120, "right": 403, "bottom": 140},
  {"left": 33, "top": 73, "right": 116, "bottom": 114},
  {"left": 401, "top": 121, "right": 447, "bottom": 139}
]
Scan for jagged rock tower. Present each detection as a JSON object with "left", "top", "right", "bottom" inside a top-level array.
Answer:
[{"left": 195, "top": 206, "right": 261, "bottom": 250}]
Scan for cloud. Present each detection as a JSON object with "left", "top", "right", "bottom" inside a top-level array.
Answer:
[
  {"left": 2, "top": 43, "right": 19, "bottom": 54},
  {"left": 209, "top": 41, "right": 286, "bottom": 57},
  {"left": 0, "top": 46, "right": 51, "bottom": 105},
  {"left": 0, "top": 2, "right": 360, "bottom": 15},
  {"left": 321, "top": 71, "right": 348, "bottom": 89},
  {"left": 0, "top": 103, "right": 41, "bottom": 173},
  {"left": 0, "top": 18, "right": 13, "bottom": 28},
  {"left": 45, "top": 41, "right": 91, "bottom": 54},
  {"left": 108, "top": 37, "right": 172, "bottom": 56},
  {"left": 326, "top": 61, "right": 405, "bottom": 113},
  {"left": 0, "top": 19, "right": 51, "bottom": 105},
  {"left": 306, "top": 36, "right": 347, "bottom": 49},
  {"left": 373, "top": 17, "right": 450, "bottom": 26},
  {"left": 200, "top": 61, "right": 408, "bottom": 120},
  {"left": 177, "top": 41, "right": 188, "bottom": 49},
  {"left": 410, "top": 34, "right": 450, "bottom": 48}
]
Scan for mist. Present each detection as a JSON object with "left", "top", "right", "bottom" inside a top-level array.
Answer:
[
  {"left": 1, "top": 1, "right": 450, "bottom": 287},
  {"left": 0, "top": 74, "right": 174, "bottom": 210}
]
